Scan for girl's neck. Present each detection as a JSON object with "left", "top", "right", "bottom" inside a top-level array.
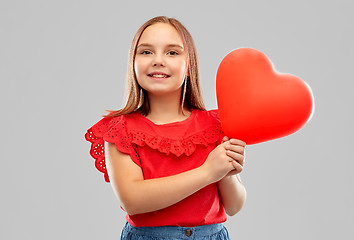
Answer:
[{"left": 145, "top": 91, "right": 191, "bottom": 125}]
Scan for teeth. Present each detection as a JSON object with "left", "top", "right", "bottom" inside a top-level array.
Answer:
[{"left": 151, "top": 74, "right": 168, "bottom": 78}]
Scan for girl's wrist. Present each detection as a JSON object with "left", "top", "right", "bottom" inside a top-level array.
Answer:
[{"left": 197, "top": 165, "right": 214, "bottom": 185}]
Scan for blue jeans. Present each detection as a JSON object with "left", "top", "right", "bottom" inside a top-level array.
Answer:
[{"left": 120, "top": 222, "right": 231, "bottom": 240}]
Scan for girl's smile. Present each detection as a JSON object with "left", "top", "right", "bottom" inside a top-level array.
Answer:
[
  {"left": 148, "top": 71, "right": 170, "bottom": 80},
  {"left": 134, "top": 23, "right": 188, "bottom": 96}
]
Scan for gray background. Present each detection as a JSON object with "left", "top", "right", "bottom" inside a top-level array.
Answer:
[{"left": 1, "top": 0, "right": 353, "bottom": 239}]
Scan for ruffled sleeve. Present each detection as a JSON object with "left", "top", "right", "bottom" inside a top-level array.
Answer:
[{"left": 84, "top": 115, "right": 141, "bottom": 183}]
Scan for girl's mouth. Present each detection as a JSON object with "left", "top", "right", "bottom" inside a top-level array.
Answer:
[
  {"left": 148, "top": 74, "right": 170, "bottom": 78},
  {"left": 148, "top": 72, "right": 170, "bottom": 78}
]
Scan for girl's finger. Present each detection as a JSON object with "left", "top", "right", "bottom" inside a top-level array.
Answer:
[
  {"left": 229, "top": 138, "right": 246, "bottom": 147},
  {"left": 231, "top": 160, "right": 243, "bottom": 172},
  {"left": 226, "top": 150, "right": 245, "bottom": 164},
  {"left": 225, "top": 145, "right": 245, "bottom": 155},
  {"left": 226, "top": 168, "right": 239, "bottom": 176},
  {"left": 222, "top": 136, "right": 230, "bottom": 143}
]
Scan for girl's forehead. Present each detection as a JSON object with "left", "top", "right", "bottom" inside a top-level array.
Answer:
[{"left": 138, "top": 23, "right": 184, "bottom": 47}]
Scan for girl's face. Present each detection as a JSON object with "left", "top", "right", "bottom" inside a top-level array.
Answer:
[{"left": 134, "top": 23, "right": 188, "bottom": 96}]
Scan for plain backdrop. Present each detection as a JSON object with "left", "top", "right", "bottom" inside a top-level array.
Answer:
[{"left": 1, "top": 0, "right": 353, "bottom": 239}]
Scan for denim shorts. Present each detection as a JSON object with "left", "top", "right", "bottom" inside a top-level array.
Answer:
[{"left": 120, "top": 222, "right": 230, "bottom": 240}]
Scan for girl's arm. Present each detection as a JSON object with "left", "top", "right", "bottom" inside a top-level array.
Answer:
[
  {"left": 105, "top": 141, "right": 235, "bottom": 215},
  {"left": 218, "top": 174, "right": 247, "bottom": 216},
  {"left": 218, "top": 137, "right": 247, "bottom": 216}
]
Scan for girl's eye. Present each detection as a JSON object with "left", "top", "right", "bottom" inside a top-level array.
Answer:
[
  {"left": 167, "top": 51, "right": 178, "bottom": 56},
  {"left": 141, "top": 50, "right": 151, "bottom": 55}
]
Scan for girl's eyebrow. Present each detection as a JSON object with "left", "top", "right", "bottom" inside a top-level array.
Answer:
[{"left": 137, "top": 43, "right": 184, "bottom": 50}]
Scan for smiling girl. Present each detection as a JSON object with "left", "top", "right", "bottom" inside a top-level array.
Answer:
[{"left": 85, "top": 16, "right": 246, "bottom": 240}]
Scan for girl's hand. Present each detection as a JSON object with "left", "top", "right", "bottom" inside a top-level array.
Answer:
[
  {"left": 222, "top": 136, "right": 246, "bottom": 177},
  {"left": 201, "top": 137, "right": 246, "bottom": 183}
]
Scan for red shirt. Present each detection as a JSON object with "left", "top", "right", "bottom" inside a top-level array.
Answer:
[{"left": 85, "top": 109, "right": 227, "bottom": 227}]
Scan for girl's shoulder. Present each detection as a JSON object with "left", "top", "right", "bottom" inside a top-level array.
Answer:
[
  {"left": 84, "top": 113, "right": 141, "bottom": 182},
  {"left": 85, "top": 111, "right": 142, "bottom": 136},
  {"left": 195, "top": 109, "right": 220, "bottom": 121},
  {"left": 190, "top": 109, "right": 221, "bottom": 129}
]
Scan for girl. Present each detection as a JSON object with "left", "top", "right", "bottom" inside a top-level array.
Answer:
[{"left": 85, "top": 16, "right": 246, "bottom": 240}]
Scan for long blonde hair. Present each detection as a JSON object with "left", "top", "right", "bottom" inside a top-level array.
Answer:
[{"left": 103, "top": 16, "right": 205, "bottom": 118}]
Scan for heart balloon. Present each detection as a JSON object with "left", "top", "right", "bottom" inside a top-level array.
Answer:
[{"left": 216, "top": 48, "right": 314, "bottom": 144}]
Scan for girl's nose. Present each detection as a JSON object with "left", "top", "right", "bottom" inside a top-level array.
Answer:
[{"left": 153, "top": 54, "right": 165, "bottom": 67}]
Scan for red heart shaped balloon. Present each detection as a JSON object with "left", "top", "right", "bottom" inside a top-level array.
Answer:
[{"left": 216, "top": 48, "right": 314, "bottom": 144}]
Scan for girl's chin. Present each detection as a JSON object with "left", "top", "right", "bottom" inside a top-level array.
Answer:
[
  {"left": 144, "top": 88, "right": 182, "bottom": 96},
  {"left": 148, "top": 76, "right": 171, "bottom": 81}
]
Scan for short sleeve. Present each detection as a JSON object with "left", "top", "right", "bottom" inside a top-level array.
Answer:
[{"left": 84, "top": 115, "right": 141, "bottom": 183}]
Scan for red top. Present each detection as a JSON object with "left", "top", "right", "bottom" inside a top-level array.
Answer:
[{"left": 85, "top": 109, "right": 227, "bottom": 227}]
